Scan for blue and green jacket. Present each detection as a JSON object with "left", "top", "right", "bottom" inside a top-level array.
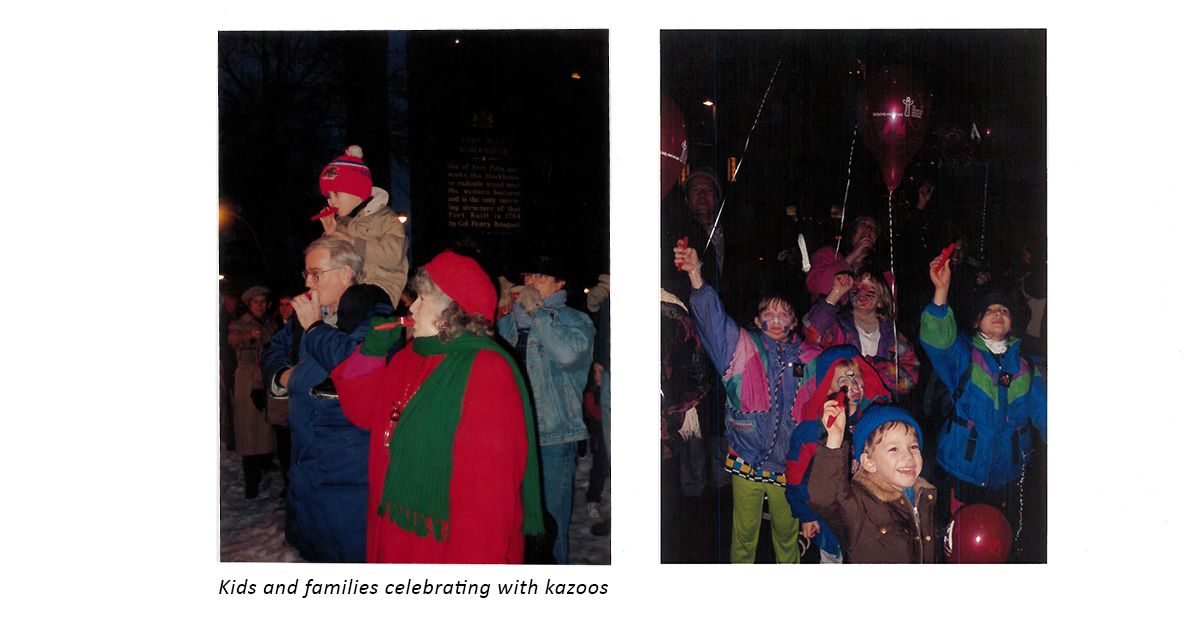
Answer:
[{"left": 919, "top": 302, "right": 1047, "bottom": 488}]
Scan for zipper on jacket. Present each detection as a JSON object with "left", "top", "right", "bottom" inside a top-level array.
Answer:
[{"left": 906, "top": 492, "right": 924, "bottom": 564}]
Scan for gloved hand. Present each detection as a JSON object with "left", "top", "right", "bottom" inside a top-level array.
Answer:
[
  {"left": 516, "top": 286, "right": 544, "bottom": 314},
  {"left": 361, "top": 316, "right": 404, "bottom": 357},
  {"left": 678, "top": 406, "right": 702, "bottom": 441},
  {"left": 587, "top": 274, "right": 610, "bottom": 312}
]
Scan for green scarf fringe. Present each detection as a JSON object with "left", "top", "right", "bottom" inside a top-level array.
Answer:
[{"left": 377, "top": 334, "right": 545, "bottom": 542}]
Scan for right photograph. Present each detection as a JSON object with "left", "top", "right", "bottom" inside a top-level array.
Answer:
[{"left": 660, "top": 30, "right": 1047, "bottom": 564}]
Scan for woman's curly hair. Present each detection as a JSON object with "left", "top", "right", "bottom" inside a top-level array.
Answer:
[{"left": 411, "top": 268, "right": 493, "bottom": 342}]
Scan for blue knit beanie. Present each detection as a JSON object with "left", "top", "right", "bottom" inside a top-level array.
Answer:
[{"left": 853, "top": 404, "right": 923, "bottom": 459}]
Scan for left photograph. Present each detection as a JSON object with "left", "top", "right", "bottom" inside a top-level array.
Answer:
[{"left": 218, "top": 30, "right": 610, "bottom": 565}]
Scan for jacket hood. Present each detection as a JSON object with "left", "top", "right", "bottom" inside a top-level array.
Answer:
[
  {"left": 799, "top": 345, "right": 891, "bottom": 421},
  {"left": 350, "top": 187, "right": 391, "bottom": 219}
]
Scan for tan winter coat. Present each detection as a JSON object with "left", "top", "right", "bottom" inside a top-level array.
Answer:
[
  {"left": 808, "top": 442, "right": 941, "bottom": 563},
  {"left": 335, "top": 186, "right": 409, "bottom": 306},
  {"left": 228, "top": 313, "right": 277, "bottom": 456}
]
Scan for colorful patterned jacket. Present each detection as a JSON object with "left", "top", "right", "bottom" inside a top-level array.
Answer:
[
  {"left": 689, "top": 284, "right": 813, "bottom": 479},
  {"left": 801, "top": 298, "right": 919, "bottom": 396},
  {"left": 784, "top": 345, "right": 892, "bottom": 525},
  {"left": 919, "top": 302, "right": 1047, "bottom": 488}
]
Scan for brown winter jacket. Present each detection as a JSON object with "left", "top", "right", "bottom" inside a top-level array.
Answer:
[
  {"left": 334, "top": 187, "right": 409, "bottom": 307},
  {"left": 808, "top": 442, "right": 940, "bottom": 563}
]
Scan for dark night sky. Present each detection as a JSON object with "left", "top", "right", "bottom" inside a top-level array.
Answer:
[
  {"left": 662, "top": 30, "right": 1046, "bottom": 323},
  {"left": 218, "top": 30, "right": 610, "bottom": 300}
]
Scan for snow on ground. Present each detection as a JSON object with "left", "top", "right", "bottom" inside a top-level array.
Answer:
[
  {"left": 220, "top": 444, "right": 610, "bottom": 564},
  {"left": 219, "top": 445, "right": 302, "bottom": 562}
]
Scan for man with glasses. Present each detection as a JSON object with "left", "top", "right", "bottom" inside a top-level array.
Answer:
[
  {"left": 261, "top": 236, "right": 393, "bottom": 562},
  {"left": 673, "top": 243, "right": 807, "bottom": 563}
]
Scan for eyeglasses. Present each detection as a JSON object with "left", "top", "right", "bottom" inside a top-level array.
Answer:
[
  {"left": 521, "top": 273, "right": 552, "bottom": 281},
  {"left": 301, "top": 267, "right": 340, "bottom": 281}
]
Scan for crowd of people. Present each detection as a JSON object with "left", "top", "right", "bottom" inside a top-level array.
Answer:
[
  {"left": 661, "top": 168, "right": 1047, "bottom": 564},
  {"left": 219, "top": 146, "right": 610, "bottom": 564},
  {"left": 220, "top": 140, "right": 1047, "bottom": 566}
]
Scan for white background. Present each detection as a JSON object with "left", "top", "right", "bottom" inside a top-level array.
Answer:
[{"left": 2, "top": 1, "right": 1196, "bottom": 624}]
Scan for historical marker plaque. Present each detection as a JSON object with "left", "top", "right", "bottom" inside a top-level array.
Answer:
[{"left": 445, "top": 123, "right": 522, "bottom": 233}]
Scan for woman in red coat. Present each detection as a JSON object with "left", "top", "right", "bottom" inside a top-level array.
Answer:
[{"left": 331, "top": 251, "right": 543, "bottom": 563}]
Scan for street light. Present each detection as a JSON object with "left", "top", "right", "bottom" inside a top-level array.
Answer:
[{"left": 219, "top": 201, "right": 271, "bottom": 273}]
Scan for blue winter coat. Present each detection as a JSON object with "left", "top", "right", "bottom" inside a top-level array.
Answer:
[
  {"left": 498, "top": 299, "right": 594, "bottom": 446},
  {"left": 689, "top": 284, "right": 802, "bottom": 477},
  {"left": 260, "top": 303, "right": 391, "bottom": 562},
  {"left": 919, "top": 302, "right": 1047, "bottom": 488}
]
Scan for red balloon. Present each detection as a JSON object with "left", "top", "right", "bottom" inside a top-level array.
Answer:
[
  {"left": 661, "top": 94, "right": 688, "bottom": 199},
  {"left": 857, "top": 67, "right": 932, "bottom": 192},
  {"left": 949, "top": 504, "right": 1013, "bottom": 563}
]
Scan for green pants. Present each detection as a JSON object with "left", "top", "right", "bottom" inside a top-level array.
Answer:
[{"left": 730, "top": 474, "right": 800, "bottom": 563}]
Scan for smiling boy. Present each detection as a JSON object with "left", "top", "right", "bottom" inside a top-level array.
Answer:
[
  {"left": 784, "top": 344, "right": 892, "bottom": 562},
  {"left": 807, "top": 404, "right": 939, "bottom": 563}
]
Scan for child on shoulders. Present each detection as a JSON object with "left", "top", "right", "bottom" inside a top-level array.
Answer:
[{"left": 315, "top": 145, "right": 410, "bottom": 307}]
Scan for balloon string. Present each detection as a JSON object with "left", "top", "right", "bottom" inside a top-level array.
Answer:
[
  {"left": 888, "top": 189, "right": 899, "bottom": 387},
  {"left": 978, "top": 163, "right": 989, "bottom": 265},
  {"left": 1014, "top": 454, "right": 1027, "bottom": 555},
  {"left": 835, "top": 124, "right": 858, "bottom": 257},
  {"left": 703, "top": 58, "right": 784, "bottom": 256}
]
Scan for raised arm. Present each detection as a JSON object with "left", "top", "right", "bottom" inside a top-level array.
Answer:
[
  {"left": 920, "top": 255, "right": 970, "bottom": 391},
  {"left": 801, "top": 275, "right": 851, "bottom": 345},
  {"left": 806, "top": 400, "right": 862, "bottom": 543},
  {"left": 687, "top": 280, "right": 743, "bottom": 376}
]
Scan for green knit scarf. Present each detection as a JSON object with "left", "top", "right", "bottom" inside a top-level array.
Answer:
[{"left": 377, "top": 334, "right": 545, "bottom": 541}]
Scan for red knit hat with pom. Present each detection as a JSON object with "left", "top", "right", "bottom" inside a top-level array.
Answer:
[
  {"left": 423, "top": 251, "right": 498, "bottom": 323},
  {"left": 319, "top": 145, "right": 373, "bottom": 200}
]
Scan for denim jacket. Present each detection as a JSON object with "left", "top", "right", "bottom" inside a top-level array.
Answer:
[{"left": 498, "top": 299, "right": 595, "bottom": 446}]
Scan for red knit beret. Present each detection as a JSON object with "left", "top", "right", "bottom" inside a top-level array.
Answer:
[
  {"left": 318, "top": 145, "right": 373, "bottom": 200},
  {"left": 424, "top": 251, "right": 498, "bottom": 323}
]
